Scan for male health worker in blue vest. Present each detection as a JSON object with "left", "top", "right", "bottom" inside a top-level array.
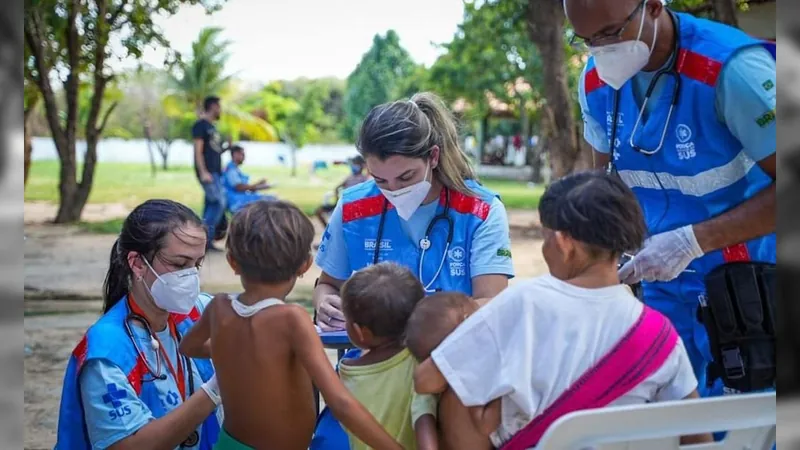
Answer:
[{"left": 566, "top": 0, "right": 776, "bottom": 397}]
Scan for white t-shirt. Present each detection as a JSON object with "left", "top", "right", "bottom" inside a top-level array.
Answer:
[{"left": 431, "top": 274, "right": 698, "bottom": 447}]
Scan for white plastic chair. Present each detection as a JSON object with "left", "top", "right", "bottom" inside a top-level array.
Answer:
[{"left": 536, "top": 392, "right": 776, "bottom": 450}]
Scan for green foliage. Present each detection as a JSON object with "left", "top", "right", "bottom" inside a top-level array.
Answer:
[
  {"left": 167, "top": 27, "right": 277, "bottom": 142},
  {"left": 169, "top": 27, "right": 233, "bottom": 109},
  {"left": 342, "top": 30, "right": 417, "bottom": 141},
  {"left": 429, "top": 0, "right": 536, "bottom": 114}
]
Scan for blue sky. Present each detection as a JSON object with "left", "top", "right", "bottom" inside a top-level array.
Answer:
[{"left": 123, "top": 0, "right": 466, "bottom": 83}]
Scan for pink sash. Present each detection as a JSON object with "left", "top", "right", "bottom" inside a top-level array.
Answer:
[{"left": 500, "top": 306, "right": 679, "bottom": 450}]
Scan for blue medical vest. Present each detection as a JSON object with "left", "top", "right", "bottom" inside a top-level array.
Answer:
[
  {"left": 583, "top": 12, "right": 776, "bottom": 282},
  {"left": 341, "top": 179, "right": 498, "bottom": 296},
  {"left": 55, "top": 294, "right": 220, "bottom": 450}
]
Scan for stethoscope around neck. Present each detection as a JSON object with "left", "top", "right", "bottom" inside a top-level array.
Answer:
[
  {"left": 123, "top": 300, "right": 195, "bottom": 393},
  {"left": 607, "top": 11, "right": 682, "bottom": 174},
  {"left": 373, "top": 188, "right": 454, "bottom": 293}
]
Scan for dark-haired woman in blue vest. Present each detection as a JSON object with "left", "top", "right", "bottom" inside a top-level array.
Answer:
[{"left": 55, "top": 199, "right": 222, "bottom": 449}]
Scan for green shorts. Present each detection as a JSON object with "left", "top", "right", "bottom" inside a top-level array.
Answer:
[{"left": 214, "top": 428, "right": 255, "bottom": 450}]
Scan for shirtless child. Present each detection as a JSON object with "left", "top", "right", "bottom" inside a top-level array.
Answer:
[{"left": 180, "top": 200, "right": 401, "bottom": 450}]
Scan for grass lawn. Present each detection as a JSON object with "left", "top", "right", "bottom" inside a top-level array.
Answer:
[{"left": 26, "top": 160, "right": 544, "bottom": 233}]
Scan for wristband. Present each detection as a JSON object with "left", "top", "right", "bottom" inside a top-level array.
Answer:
[{"left": 201, "top": 379, "right": 222, "bottom": 407}]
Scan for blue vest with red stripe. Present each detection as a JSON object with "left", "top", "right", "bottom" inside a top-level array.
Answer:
[
  {"left": 583, "top": 12, "right": 776, "bottom": 275},
  {"left": 341, "top": 179, "right": 497, "bottom": 295},
  {"left": 55, "top": 295, "right": 220, "bottom": 450}
]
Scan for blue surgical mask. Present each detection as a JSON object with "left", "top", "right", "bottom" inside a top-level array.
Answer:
[{"left": 350, "top": 165, "right": 361, "bottom": 175}]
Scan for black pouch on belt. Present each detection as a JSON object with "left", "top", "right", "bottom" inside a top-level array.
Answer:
[{"left": 699, "top": 262, "right": 776, "bottom": 392}]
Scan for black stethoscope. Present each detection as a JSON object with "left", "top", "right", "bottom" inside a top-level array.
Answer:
[
  {"left": 124, "top": 307, "right": 200, "bottom": 447},
  {"left": 123, "top": 307, "right": 196, "bottom": 394},
  {"left": 608, "top": 11, "right": 682, "bottom": 174},
  {"left": 373, "top": 188, "right": 454, "bottom": 293}
]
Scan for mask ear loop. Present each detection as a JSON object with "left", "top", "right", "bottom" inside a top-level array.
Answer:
[{"left": 634, "top": 1, "right": 647, "bottom": 42}]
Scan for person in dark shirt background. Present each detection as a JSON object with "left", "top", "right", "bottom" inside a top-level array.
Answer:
[{"left": 192, "top": 96, "right": 228, "bottom": 252}]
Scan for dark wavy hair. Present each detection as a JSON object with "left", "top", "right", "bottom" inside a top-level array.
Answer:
[
  {"left": 538, "top": 170, "right": 647, "bottom": 259},
  {"left": 103, "top": 199, "right": 203, "bottom": 312}
]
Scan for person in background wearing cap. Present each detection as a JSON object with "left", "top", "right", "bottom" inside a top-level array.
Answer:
[
  {"left": 566, "top": 0, "right": 775, "bottom": 400},
  {"left": 314, "top": 156, "right": 370, "bottom": 229}
]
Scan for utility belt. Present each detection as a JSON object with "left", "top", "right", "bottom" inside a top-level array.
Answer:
[{"left": 698, "top": 260, "right": 776, "bottom": 393}]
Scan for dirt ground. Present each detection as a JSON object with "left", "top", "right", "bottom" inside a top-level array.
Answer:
[{"left": 23, "top": 202, "right": 548, "bottom": 449}]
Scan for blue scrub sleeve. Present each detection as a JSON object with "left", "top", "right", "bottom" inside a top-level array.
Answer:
[
  {"left": 223, "top": 165, "right": 243, "bottom": 190},
  {"left": 716, "top": 46, "right": 776, "bottom": 162},
  {"left": 469, "top": 197, "right": 515, "bottom": 278},
  {"left": 314, "top": 200, "right": 352, "bottom": 281},
  {"left": 79, "top": 359, "right": 154, "bottom": 450},
  {"left": 578, "top": 67, "right": 611, "bottom": 154}
]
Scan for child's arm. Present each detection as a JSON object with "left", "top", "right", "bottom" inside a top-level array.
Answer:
[
  {"left": 286, "top": 305, "right": 402, "bottom": 450},
  {"left": 414, "top": 358, "right": 448, "bottom": 394},
  {"left": 414, "top": 415, "right": 438, "bottom": 450},
  {"left": 468, "top": 398, "right": 502, "bottom": 438},
  {"left": 179, "top": 294, "right": 220, "bottom": 359}
]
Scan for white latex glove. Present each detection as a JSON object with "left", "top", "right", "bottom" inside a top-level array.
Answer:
[
  {"left": 316, "top": 294, "right": 346, "bottom": 331},
  {"left": 618, "top": 225, "right": 704, "bottom": 284},
  {"left": 201, "top": 374, "right": 221, "bottom": 407}
]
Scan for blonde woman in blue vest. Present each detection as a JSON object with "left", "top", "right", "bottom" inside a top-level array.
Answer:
[{"left": 313, "top": 92, "right": 516, "bottom": 332}]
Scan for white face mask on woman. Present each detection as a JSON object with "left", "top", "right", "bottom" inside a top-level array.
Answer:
[
  {"left": 379, "top": 164, "right": 432, "bottom": 221},
  {"left": 142, "top": 257, "right": 200, "bottom": 315},
  {"left": 589, "top": 0, "right": 658, "bottom": 90}
]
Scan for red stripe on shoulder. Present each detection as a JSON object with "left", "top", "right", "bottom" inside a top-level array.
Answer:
[
  {"left": 170, "top": 306, "right": 201, "bottom": 325},
  {"left": 677, "top": 49, "right": 722, "bottom": 86},
  {"left": 445, "top": 190, "right": 491, "bottom": 221},
  {"left": 188, "top": 306, "right": 201, "bottom": 322},
  {"left": 72, "top": 335, "right": 88, "bottom": 368},
  {"left": 584, "top": 67, "right": 605, "bottom": 95},
  {"left": 127, "top": 356, "right": 147, "bottom": 396},
  {"left": 342, "top": 195, "right": 390, "bottom": 223}
]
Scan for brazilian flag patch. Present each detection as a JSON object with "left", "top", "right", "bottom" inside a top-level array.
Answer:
[
  {"left": 755, "top": 109, "right": 776, "bottom": 128},
  {"left": 496, "top": 248, "right": 512, "bottom": 258},
  {"left": 762, "top": 79, "right": 774, "bottom": 91}
]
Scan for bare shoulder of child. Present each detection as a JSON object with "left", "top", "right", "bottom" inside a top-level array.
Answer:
[{"left": 210, "top": 200, "right": 401, "bottom": 450}]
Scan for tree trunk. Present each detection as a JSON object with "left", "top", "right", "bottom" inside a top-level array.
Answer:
[
  {"left": 143, "top": 124, "right": 158, "bottom": 177},
  {"left": 291, "top": 146, "right": 298, "bottom": 177},
  {"left": 158, "top": 141, "right": 171, "bottom": 171},
  {"left": 710, "top": 0, "right": 739, "bottom": 27},
  {"left": 525, "top": 0, "right": 579, "bottom": 179},
  {"left": 24, "top": 107, "right": 34, "bottom": 188}
]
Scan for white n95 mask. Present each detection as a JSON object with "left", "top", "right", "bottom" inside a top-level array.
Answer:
[
  {"left": 379, "top": 164, "right": 432, "bottom": 221},
  {"left": 589, "top": 0, "right": 658, "bottom": 90},
  {"left": 142, "top": 258, "right": 200, "bottom": 315}
]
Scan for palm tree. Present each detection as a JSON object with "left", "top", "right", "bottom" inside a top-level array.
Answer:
[
  {"left": 171, "top": 27, "right": 233, "bottom": 113},
  {"left": 169, "top": 27, "right": 277, "bottom": 141}
]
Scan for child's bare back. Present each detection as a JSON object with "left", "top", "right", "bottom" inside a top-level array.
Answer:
[
  {"left": 210, "top": 296, "right": 316, "bottom": 449},
  {"left": 180, "top": 200, "right": 403, "bottom": 450}
]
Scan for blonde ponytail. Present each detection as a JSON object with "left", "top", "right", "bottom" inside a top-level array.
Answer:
[
  {"left": 410, "top": 92, "right": 477, "bottom": 196},
  {"left": 356, "top": 92, "right": 478, "bottom": 197}
]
